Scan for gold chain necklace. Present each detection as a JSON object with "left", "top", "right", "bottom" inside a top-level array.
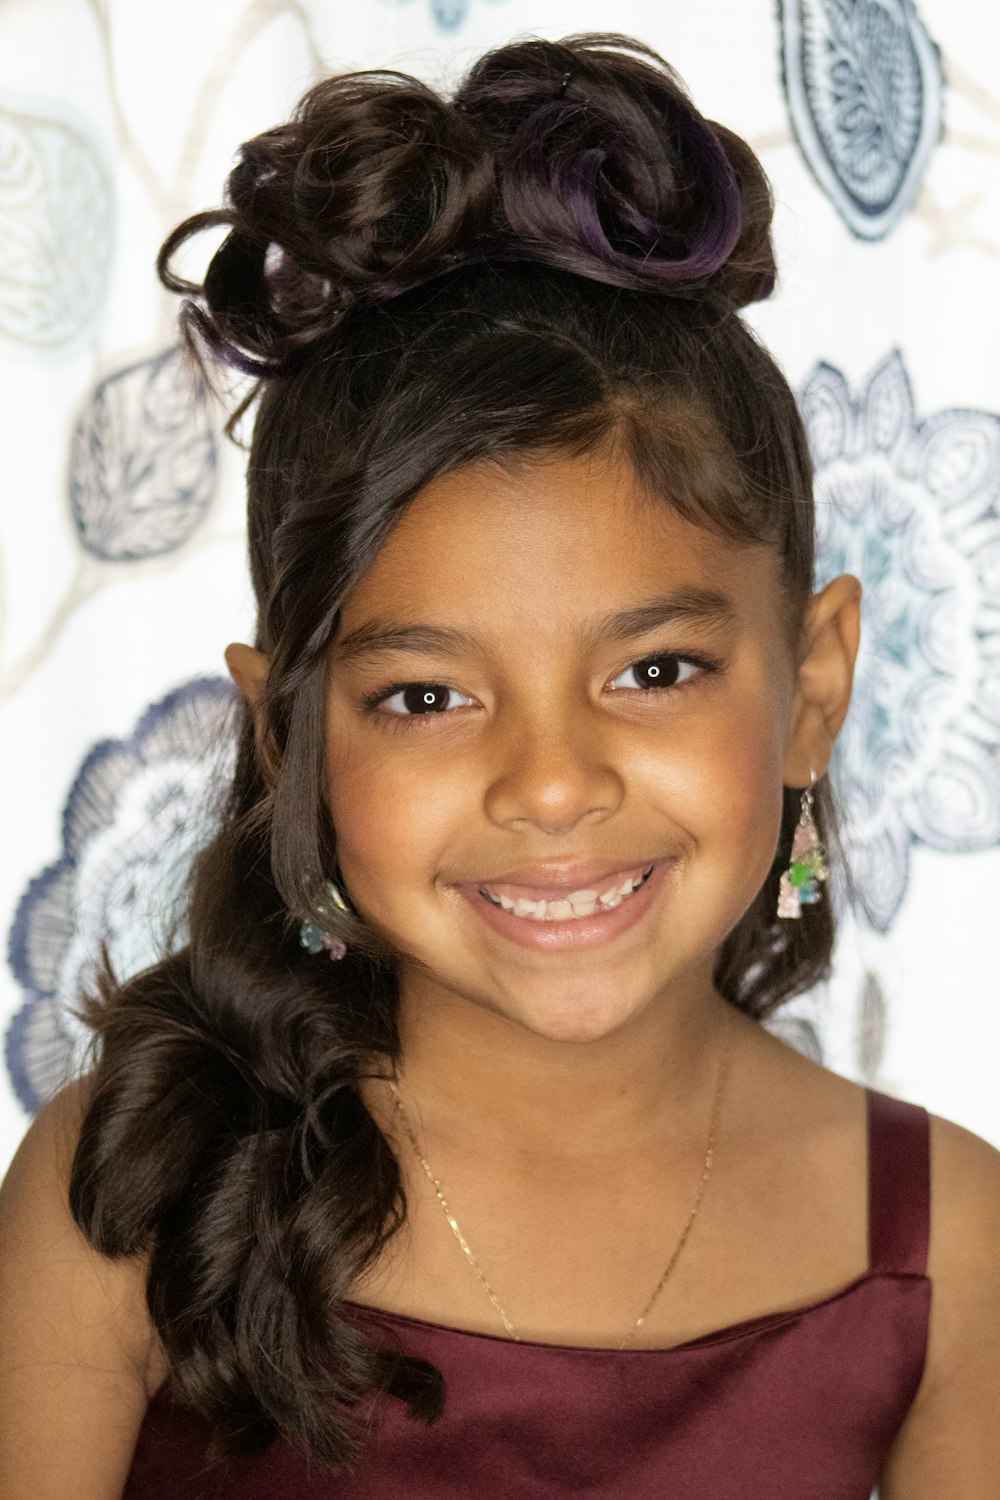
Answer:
[{"left": 387, "top": 1006, "right": 732, "bottom": 1351}]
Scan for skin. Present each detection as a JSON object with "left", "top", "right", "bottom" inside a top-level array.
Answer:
[
  {"left": 0, "top": 443, "right": 998, "bottom": 1497},
  {"left": 325, "top": 457, "right": 792, "bottom": 1052}
]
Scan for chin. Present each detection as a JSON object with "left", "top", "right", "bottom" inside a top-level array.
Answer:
[{"left": 493, "top": 983, "right": 649, "bottom": 1046}]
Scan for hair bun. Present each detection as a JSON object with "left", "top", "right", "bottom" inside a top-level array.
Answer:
[
  {"left": 159, "top": 74, "right": 495, "bottom": 372},
  {"left": 455, "top": 34, "right": 775, "bottom": 309},
  {"left": 161, "top": 34, "right": 775, "bottom": 375}
]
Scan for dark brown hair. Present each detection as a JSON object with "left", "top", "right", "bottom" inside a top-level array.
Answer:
[{"left": 69, "top": 33, "right": 836, "bottom": 1473}]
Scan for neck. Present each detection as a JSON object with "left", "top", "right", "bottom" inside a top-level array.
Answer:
[{"left": 389, "top": 965, "right": 730, "bottom": 1163}]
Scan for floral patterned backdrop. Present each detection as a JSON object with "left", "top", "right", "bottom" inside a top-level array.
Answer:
[{"left": 2, "top": 0, "right": 999, "bottom": 1171}]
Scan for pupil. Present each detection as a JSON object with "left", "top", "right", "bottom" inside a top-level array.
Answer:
[
  {"left": 640, "top": 657, "right": 678, "bottom": 687},
  {"left": 404, "top": 684, "right": 449, "bottom": 713}
]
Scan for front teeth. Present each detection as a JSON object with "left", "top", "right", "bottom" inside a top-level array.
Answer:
[{"left": 482, "top": 867, "right": 653, "bottom": 921}]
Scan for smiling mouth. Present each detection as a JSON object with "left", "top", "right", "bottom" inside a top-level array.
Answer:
[{"left": 478, "top": 865, "right": 655, "bottom": 922}]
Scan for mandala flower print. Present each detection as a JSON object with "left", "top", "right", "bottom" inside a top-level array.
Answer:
[
  {"left": 779, "top": 0, "right": 944, "bottom": 239},
  {"left": 803, "top": 352, "right": 1000, "bottom": 931},
  {"left": 5, "top": 679, "right": 236, "bottom": 1113}
]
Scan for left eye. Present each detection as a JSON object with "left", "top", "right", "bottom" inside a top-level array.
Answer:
[
  {"left": 608, "top": 656, "right": 702, "bottom": 691},
  {"left": 381, "top": 683, "right": 475, "bottom": 715}
]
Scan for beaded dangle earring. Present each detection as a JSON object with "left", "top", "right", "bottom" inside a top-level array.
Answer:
[
  {"left": 299, "top": 879, "right": 349, "bottom": 960},
  {"left": 777, "top": 773, "right": 829, "bottom": 920}
]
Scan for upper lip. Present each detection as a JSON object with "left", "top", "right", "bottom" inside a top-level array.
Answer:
[{"left": 467, "top": 857, "right": 659, "bottom": 895}]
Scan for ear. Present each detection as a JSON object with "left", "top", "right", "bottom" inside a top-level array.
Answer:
[
  {"left": 225, "top": 643, "right": 277, "bottom": 782},
  {"left": 783, "top": 574, "right": 862, "bottom": 787},
  {"left": 225, "top": 643, "right": 269, "bottom": 706}
]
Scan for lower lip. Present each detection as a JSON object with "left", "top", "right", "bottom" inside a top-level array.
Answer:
[{"left": 458, "top": 860, "right": 671, "bottom": 952}]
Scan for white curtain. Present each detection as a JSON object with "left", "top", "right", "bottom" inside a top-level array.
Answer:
[{"left": 2, "top": 0, "right": 998, "bottom": 1171}]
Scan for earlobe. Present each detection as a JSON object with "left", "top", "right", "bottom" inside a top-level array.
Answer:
[
  {"left": 224, "top": 643, "right": 269, "bottom": 706},
  {"left": 783, "top": 574, "right": 862, "bottom": 786}
]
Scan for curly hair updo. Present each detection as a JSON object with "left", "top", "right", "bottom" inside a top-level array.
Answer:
[{"left": 70, "top": 33, "right": 833, "bottom": 1474}]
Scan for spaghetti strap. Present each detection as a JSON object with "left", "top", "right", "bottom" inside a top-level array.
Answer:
[{"left": 866, "top": 1088, "right": 931, "bottom": 1277}]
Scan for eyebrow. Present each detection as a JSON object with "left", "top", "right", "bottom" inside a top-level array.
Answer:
[{"left": 332, "top": 587, "right": 736, "bottom": 664}]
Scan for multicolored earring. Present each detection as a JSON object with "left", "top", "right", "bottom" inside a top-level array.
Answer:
[
  {"left": 299, "top": 880, "right": 348, "bottom": 960},
  {"left": 777, "top": 774, "right": 829, "bottom": 920}
]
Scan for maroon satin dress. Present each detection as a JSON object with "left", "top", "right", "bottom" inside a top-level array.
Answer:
[{"left": 124, "top": 1090, "right": 930, "bottom": 1498}]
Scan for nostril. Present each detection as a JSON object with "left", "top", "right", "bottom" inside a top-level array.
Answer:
[{"left": 482, "top": 733, "right": 624, "bottom": 836}]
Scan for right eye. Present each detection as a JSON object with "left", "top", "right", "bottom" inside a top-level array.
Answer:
[{"left": 379, "top": 683, "right": 475, "bottom": 716}]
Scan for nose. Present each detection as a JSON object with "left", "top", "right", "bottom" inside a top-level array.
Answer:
[{"left": 482, "top": 701, "right": 625, "bottom": 836}]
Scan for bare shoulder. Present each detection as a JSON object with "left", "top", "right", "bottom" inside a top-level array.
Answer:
[
  {"left": 0, "top": 1078, "right": 165, "bottom": 1500},
  {"left": 880, "top": 1110, "right": 1000, "bottom": 1498},
  {"left": 740, "top": 1012, "right": 870, "bottom": 1137},
  {"left": 924, "top": 1111, "right": 1000, "bottom": 1351},
  {"left": 734, "top": 1023, "right": 998, "bottom": 1493},
  {"left": 928, "top": 1110, "right": 1000, "bottom": 1235}
]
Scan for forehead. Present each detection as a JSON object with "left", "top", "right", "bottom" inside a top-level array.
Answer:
[{"left": 338, "top": 446, "right": 784, "bottom": 636}]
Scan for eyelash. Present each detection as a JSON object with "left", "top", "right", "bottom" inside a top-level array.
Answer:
[{"left": 360, "top": 652, "right": 721, "bottom": 726}]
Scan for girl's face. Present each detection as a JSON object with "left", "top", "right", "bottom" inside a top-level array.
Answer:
[{"left": 325, "top": 446, "right": 812, "bottom": 1044}]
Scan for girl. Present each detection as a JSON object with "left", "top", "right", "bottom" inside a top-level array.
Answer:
[{"left": 1, "top": 31, "right": 997, "bottom": 1500}]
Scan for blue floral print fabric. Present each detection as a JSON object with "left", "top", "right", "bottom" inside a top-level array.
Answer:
[
  {"left": 779, "top": 0, "right": 944, "bottom": 239},
  {"left": 806, "top": 351, "right": 1000, "bottom": 929},
  {"left": 5, "top": 680, "right": 236, "bottom": 1113}
]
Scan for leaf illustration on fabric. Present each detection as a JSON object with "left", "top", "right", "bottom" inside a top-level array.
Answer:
[
  {"left": 4, "top": 679, "right": 237, "bottom": 1113},
  {"left": 802, "top": 352, "right": 1000, "bottom": 931},
  {"left": 380, "top": 0, "right": 506, "bottom": 35},
  {"left": 69, "top": 346, "right": 219, "bottom": 561},
  {"left": 857, "top": 969, "right": 888, "bottom": 1080},
  {"left": 779, "top": 0, "right": 944, "bottom": 239},
  {"left": 0, "top": 95, "right": 114, "bottom": 348}
]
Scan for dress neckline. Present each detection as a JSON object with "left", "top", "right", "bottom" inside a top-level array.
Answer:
[
  {"left": 341, "top": 1265, "right": 926, "bottom": 1358},
  {"left": 341, "top": 1089, "right": 932, "bottom": 1358}
]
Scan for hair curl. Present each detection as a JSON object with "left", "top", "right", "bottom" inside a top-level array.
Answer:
[
  {"left": 158, "top": 33, "right": 775, "bottom": 377},
  {"left": 70, "top": 32, "right": 836, "bottom": 1474}
]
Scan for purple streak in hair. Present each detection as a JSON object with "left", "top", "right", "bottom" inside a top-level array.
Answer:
[
  {"left": 502, "top": 96, "right": 743, "bottom": 289},
  {"left": 175, "top": 50, "right": 761, "bottom": 380}
]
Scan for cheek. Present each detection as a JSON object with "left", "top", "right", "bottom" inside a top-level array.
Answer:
[
  {"left": 325, "top": 725, "right": 472, "bottom": 896},
  {"left": 632, "top": 696, "right": 786, "bottom": 877},
  {"left": 711, "top": 728, "right": 786, "bottom": 879}
]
